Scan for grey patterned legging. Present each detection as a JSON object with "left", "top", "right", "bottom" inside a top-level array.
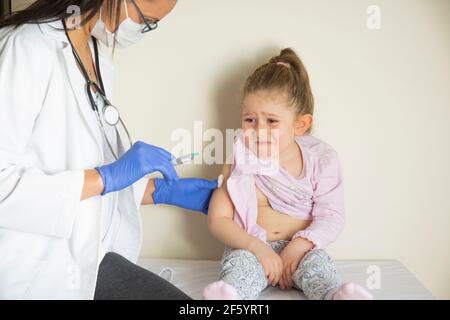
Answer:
[{"left": 219, "top": 240, "right": 341, "bottom": 300}]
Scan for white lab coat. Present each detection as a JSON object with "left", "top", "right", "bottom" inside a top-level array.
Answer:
[{"left": 0, "top": 20, "right": 148, "bottom": 299}]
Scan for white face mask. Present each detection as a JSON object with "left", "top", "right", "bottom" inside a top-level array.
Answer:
[{"left": 91, "top": 0, "right": 145, "bottom": 49}]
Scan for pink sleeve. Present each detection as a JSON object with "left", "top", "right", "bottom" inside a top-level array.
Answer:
[{"left": 292, "top": 149, "right": 345, "bottom": 249}]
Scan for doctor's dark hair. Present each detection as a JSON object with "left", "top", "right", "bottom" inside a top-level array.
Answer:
[
  {"left": 243, "top": 48, "right": 315, "bottom": 133},
  {"left": 0, "top": 0, "right": 124, "bottom": 31}
]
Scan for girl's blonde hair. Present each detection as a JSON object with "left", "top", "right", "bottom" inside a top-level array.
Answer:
[{"left": 243, "top": 48, "right": 314, "bottom": 133}]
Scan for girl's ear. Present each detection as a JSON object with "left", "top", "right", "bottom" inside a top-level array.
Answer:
[{"left": 294, "top": 114, "right": 313, "bottom": 135}]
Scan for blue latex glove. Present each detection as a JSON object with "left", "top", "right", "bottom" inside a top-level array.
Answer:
[
  {"left": 95, "top": 141, "right": 179, "bottom": 195},
  {"left": 153, "top": 178, "right": 218, "bottom": 214}
]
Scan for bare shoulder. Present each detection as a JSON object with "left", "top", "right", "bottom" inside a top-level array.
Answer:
[
  {"left": 221, "top": 163, "right": 232, "bottom": 181},
  {"left": 207, "top": 163, "right": 235, "bottom": 219}
]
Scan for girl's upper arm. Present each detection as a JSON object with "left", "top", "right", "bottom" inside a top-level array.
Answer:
[{"left": 207, "top": 164, "right": 234, "bottom": 221}]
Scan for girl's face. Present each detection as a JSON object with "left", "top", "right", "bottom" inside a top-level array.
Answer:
[{"left": 241, "top": 90, "right": 311, "bottom": 159}]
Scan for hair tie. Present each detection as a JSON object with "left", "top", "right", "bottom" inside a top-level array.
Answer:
[{"left": 276, "top": 61, "right": 290, "bottom": 69}]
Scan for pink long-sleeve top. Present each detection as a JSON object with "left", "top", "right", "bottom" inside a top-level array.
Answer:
[{"left": 226, "top": 134, "right": 345, "bottom": 250}]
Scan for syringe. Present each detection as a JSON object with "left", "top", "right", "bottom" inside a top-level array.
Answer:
[
  {"left": 171, "top": 153, "right": 223, "bottom": 190},
  {"left": 171, "top": 152, "right": 199, "bottom": 166}
]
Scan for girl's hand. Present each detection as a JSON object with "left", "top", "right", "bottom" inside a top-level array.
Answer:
[
  {"left": 279, "top": 238, "right": 314, "bottom": 290},
  {"left": 248, "top": 239, "right": 283, "bottom": 286}
]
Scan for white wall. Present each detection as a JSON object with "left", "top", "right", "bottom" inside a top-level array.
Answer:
[
  {"left": 113, "top": 0, "right": 450, "bottom": 299},
  {"left": 11, "top": 0, "right": 34, "bottom": 11}
]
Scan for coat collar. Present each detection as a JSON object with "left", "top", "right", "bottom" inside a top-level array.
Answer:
[
  {"left": 38, "top": 19, "right": 114, "bottom": 66},
  {"left": 37, "top": 19, "right": 70, "bottom": 46}
]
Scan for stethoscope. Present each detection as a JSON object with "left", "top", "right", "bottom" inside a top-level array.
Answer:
[{"left": 62, "top": 20, "right": 132, "bottom": 160}]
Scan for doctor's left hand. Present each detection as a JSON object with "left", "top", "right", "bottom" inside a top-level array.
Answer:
[{"left": 152, "top": 178, "right": 218, "bottom": 214}]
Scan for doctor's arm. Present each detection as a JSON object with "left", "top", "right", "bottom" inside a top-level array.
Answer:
[
  {"left": 80, "top": 169, "right": 105, "bottom": 200},
  {"left": 0, "top": 37, "right": 86, "bottom": 239},
  {"left": 140, "top": 178, "right": 156, "bottom": 205},
  {"left": 82, "top": 140, "right": 218, "bottom": 212},
  {"left": 88, "top": 139, "right": 218, "bottom": 214}
]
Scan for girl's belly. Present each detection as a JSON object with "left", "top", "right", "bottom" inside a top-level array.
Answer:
[
  {"left": 257, "top": 206, "right": 311, "bottom": 241},
  {"left": 255, "top": 187, "right": 311, "bottom": 241}
]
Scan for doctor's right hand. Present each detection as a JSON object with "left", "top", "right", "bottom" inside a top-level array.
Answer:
[{"left": 95, "top": 141, "right": 179, "bottom": 196}]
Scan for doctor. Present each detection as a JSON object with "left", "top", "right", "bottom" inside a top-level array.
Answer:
[{"left": 0, "top": 0, "right": 216, "bottom": 299}]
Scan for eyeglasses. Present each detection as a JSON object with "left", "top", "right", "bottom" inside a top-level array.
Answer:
[{"left": 130, "top": 0, "right": 159, "bottom": 33}]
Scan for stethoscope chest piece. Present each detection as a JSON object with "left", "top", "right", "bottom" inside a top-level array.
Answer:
[{"left": 103, "top": 104, "right": 120, "bottom": 126}]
